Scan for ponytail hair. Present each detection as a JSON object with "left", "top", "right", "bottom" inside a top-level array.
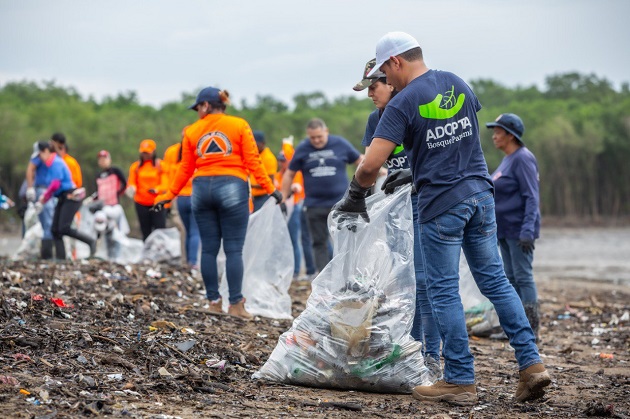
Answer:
[
  {"left": 219, "top": 90, "right": 230, "bottom": 106},
  {"left": 208, "top": 89, "right": 230, "bottom": 112}
]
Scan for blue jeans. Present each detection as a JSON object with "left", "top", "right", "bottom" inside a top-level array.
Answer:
[
  {"left": 498, "top": 238, "right": 538, "bottom": 304},
  {"left": 287, "top": 203, "right": 302, "bottom": 275},
  {"left": 177, "top": 195, "right": 200, "bottom": 266},
  {"left": 288, "top": 202, "right": 317, "bottom": 275},
  {"left": 192, "top": 176, "right": 249, "bottom": 304},
  {"left": 300, "top": 206, "right": 316, "bottom": 275},
  {"left": 410, "top": 193, "right": 441, "bottom": 360},
  {"left": 36, "top": 187, "right": 56, "bottom": 240},
  {"left": 419, "top": 191, "right": 540, "bottom": 385}
]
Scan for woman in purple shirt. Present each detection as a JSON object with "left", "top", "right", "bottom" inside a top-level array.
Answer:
[{"left": 487, "top": 113, "right": 541, "bottom": 341}]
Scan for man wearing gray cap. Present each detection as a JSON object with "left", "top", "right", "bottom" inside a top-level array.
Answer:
[{"left": 332, "top": 32, "right": 550, "bottom": 405}]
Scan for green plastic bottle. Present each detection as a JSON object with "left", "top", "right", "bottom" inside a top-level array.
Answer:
[{"left": 351, "top": 344, "right": 402, "bottom": 378}]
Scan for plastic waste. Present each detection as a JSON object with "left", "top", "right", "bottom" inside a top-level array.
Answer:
[
  {"left": 461, "top": 251, "right": 501, "bottom": 337},
  {"left": 254, "top": 185, "right": 433, "bottom": 393},
  {"left": 13, "top": 223, "right": 43, "bottom": 260},
  {"left": 14, "top": 202, "right": 140, "bottom": 263},
  {"left": 141, "top": 227, "right": 181, "bottom": 263},
  {"left": 219, "top": 200, "right": 293, "bottom": 319}
]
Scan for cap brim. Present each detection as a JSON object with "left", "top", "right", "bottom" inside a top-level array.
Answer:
[
  {"left": 486, "top": 122, "right": 523, "bottom": 142},
  {"left": 353, "top": 78, "right": 377, "bottom": 92},
  {"left": 366, "top": 60, "right": 386, "bottom": 78}
]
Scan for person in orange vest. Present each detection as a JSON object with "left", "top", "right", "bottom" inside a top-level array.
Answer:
[
  {"left": 51, "top": 133, "right": 82, "bottom": 188},
  {"left": 153, "top": 86, "right": 283, "bottom": 319},
  {"left": 163, "top": 132, "right": 199, "bottom": 268},
  {"left": 250, "top": 131, "right": 277, "bottom": 212},
  {"left": 126, "top": 139, "right": 167, "bottom": 241}
]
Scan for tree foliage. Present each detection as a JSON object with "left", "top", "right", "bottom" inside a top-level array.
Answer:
[{"left": 1, "top": 72, "right": 629, "bottom": 222}]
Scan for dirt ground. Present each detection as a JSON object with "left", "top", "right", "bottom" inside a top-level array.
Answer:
[{"left": 0, "top": 259, "right": 628, "bottom": 418}]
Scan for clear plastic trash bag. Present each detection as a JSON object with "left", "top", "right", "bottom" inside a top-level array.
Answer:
[
  {"left": 254, "top": 185, "right": 433, "bottom": 392},
  {"left": 13, "top": 223, "right": 43, "bottom": 259},
  {"left": 141, "top": 227, "right": 181, "bottom": 263},
  {"left": 23, "top": 202, "right": 39, "bottom": 231},
  {"left": 219, "top": 199, "right": 294, "bottom": 319},
  {"left": 460, "top": 253, "right": 500, "bottom": 336}
]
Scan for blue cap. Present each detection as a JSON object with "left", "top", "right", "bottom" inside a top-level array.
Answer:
[
  {"left": 253, "top": 130, "right": 265, "bottom": 144},
  {"left": 189, "top": 87, "right": 221, "bottom": 111},
  {"left": 486, "top": 113, "right": 525, "bottom": 143}
]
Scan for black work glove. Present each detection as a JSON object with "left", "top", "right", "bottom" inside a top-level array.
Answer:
[
  {"left": 331, "top": 176, "right": 371, "bottom": 232},
  {"left": 381, "top": 168, "right": 413, "bottom": 194},
  {"left": 270, "top": 190, "right": 283, "bottom": 204},
  {"left": 151, "top": 191, "right": 175, "bottom": 212},
  {"left": 518, "top": 238, "right": 535, "bottom": 255}
]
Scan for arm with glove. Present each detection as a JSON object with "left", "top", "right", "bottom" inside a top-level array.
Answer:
[
  {"left": 241, "top": 127, "right": 283, "bottom": 205},
  {"left": 332, "top": 138, "right": 396, "bottom": 230},
  {"left": 152, "top": 135, "right": 195, "bottom": 211},
  {"left": 515, "top": 155, "right": 540, "bottom": 255},
  {"left": 381, "top": 168, "right": 413, "bottom": 194}
]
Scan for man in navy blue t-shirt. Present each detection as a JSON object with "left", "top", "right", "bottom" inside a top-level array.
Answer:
[
  {"left": 281, "top": 118, "right": 362, "bottom": 272},
  {"left": 333, "top": 32, "right": 549, "bottom": 405}
]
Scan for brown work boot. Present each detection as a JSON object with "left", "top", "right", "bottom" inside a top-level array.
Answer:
[
  {"left": 412, "top": 380, "right": 477, "bottom": 406},
  {"left": 208, "top": 298, "right": 223, "bottom": 314},
  {"left": 228, "top": 298, "right": 253, "bottom": 320},
  {"left": 514, "top": 363, "right": 551, "bottom": 402}
]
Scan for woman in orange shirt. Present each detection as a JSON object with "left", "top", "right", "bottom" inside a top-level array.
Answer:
[
  {"left": 154, "top": 87, "right": 282, "bottom": 319},
  {"left": 127, "top": 139, "right": 167, "bottom": 241}
]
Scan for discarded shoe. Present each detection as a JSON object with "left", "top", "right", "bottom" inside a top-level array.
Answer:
[
  {"left": 228, "top": 298, "right": 253, "bottom": 320},
  {"left": 514, "top": 363, "right": 551, "bottom": 402},
  {"left": 412, "top": 380, "right": 477, "bottom": 406},
  {"left": 208, "top": 298, "right": 223, "bottom": 314}
]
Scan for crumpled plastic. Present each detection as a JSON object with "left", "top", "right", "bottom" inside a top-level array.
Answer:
[
  {"left": 141, "top": 227, "right": 181, "bottom": 263},
  {"left": 219, "top": 199, "right": 294, "bottom": 319},
  {"left": 460, "top": 252, "right": 500, "bottom": 336},
  {"left": 254, "top": 185, "right": 433, "bottom": 393},
  {"left": 14, "top": 203, "right": 143, "bottom": 263}
]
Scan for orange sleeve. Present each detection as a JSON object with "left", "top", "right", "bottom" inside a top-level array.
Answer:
[
  {"left": 157, "top": 159, "right": 169, "bottom": 194},
  {"left": 73, "top": 161, "right": 83, "bottom": 188},
  {"left": 128, "top": 162, "right": 138, "bottom": 188},
  {"left": 293, "top": 171, "right": 305, "bottom": 203},
  {"left": 64, "top": 155, "right": 83, "bottom": 188},
  {"left": 170, "top": 136, "right": 196, "bottom": 195},
  {"left": 250, "top": 148, "right": 278, "bottom": 197},
  {"left": 241, "top": 123, "right": 276, "bottom": 194},
  {"left": 262, "top": 149, "right": 277, "bottom": 176},
  {"left": 282, "top": 142, "right": 295, "bottom": 161}
]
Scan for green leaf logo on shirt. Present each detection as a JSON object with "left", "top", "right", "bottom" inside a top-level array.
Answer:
[{"left": 419, "top": 85, "right": 465, "bottom": 120}]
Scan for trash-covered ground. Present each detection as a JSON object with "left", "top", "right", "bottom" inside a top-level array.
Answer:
[{"left": 0, "top": 259, "right": 629, "bottom": 418}]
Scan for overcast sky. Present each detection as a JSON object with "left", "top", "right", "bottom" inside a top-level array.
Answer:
[{"left": 1, "top": 0, "right": 628, "bottom": 108}]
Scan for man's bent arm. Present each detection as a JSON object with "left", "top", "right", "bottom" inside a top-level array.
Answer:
[
  {"left": 355, "top": 138, "right": 396, "bottom": 187},
  {"left": 281, "top": 169, "right": 297, "bottom": 199}
]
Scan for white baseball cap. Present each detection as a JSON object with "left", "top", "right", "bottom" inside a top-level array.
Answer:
[{"left": 367, "top": 32, "right": 420, "bottom": 77}]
